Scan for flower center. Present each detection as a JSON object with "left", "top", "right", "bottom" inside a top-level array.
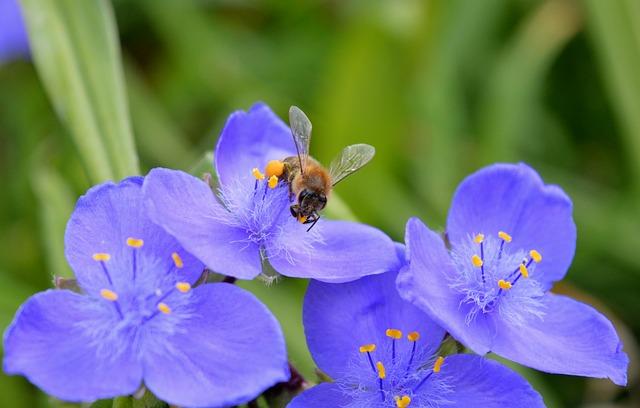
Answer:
[
  {"left": 339, "top": 330, "right": 452, "bottom": 408},
  {"left": 91, "top": 239, "right": 194, "bottom": 326},
  {"left": 449, "top": 231, "right": 546, "bottom": 326}
]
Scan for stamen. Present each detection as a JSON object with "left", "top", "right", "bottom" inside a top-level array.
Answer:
[
  {"left": 474, "top": 233, "right": 485, "bottom": 244},
  {"left": 175, "top": 282, "right": 191, "bottom": 293},
  {"left": 92, "top": 253, "right": 111, "bottom": 261},
  {"left": 377, "top": 361, "right": 386, "bottom": 401},
  {"left": 100, "top": 289, "right": 118, "bottom": 301},
  {"left": 519, "top": 263, "right": 529, "bottom": 278},
  {"left": 498, "top": 231, "right": 512, "bottom": 243},
  {"left": 385, "top": 329, "right": 402, "bottom": 339},
  {"left": 433, "top": 356, "right": 445, "bottom": 373},
  {"left": 395, "top": 395, "right": 412, "bottom": 408},
  {"left": 157, "top": 302, "right": 171, "bottom": 314},
  {"left": 359, "top": 344, "right": 377, "bottom": 372},
  {"left": 126, "top": 237, "right": 144, "bottom": 248},
  {"left": 406, "top": 332, "right": 419, "bottom": 373},
  {"left": 359, "top": 344, "right": 376, "bottom": 353},
  {"left": 376, "top": 361, "right": 386, "bottom": 379},
  {"left": 171, "top": 252, "right": 184, "bottom": 269},
  {"left": 471, "top": 254, "right": 483, "bottom": 268},
  {"left": 268, "top": 175, "right": 278, "bottom": 189},
  {"left": 529, "top": 249, "right": 542, "bottom": 263},
  {"left": 265, "top": 160, "right": 285, "bottom": 178},
  {"left": 498, "top": 279, "right": 512, "bottom": 290},
  {"left": 252, "top": 168, "right": 265, "bottom": 180}
]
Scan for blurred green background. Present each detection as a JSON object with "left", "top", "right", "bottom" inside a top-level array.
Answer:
[{"left": 1, "top": 0, "right": 639, "bottom": 406}]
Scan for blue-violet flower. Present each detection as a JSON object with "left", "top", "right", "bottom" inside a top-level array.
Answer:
[
  {"left": 3, "top": 177, "right": 289, "bottom": 406},
  {"left": 289, "top": 250, "right": 544, "bottom": 408},
  {"left": 143, "top": 102, "right": 397, "bottom": 282},
  {"left": 0, "top": 0, "right": 30, "bottom": 63},
  {"left": 397, "top": 163, "right": 628, "bottom": 385}
]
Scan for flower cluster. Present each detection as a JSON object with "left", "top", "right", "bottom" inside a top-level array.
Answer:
[{"left": 2, "top": 103, "right": 629, "bottom": 407}]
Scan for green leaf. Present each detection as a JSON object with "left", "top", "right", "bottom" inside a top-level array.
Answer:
[{"left": 20, "top": 0, "right": 139, "bottom": 183}]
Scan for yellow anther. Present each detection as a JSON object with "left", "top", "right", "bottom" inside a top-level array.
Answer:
[
  {"left": 268, "top": 175, "right": 278, "bottom": 189},
  {"left": 359, "top": 344, "right": 376, "bottom": 353},
  {"left": 92, "top": 253, "right": 111, "bottom": 262},
  {"left": 252, "top": 168, "right": 265, "bottom": 180},
  {"left": 498, "top": 231, "right": 512, "bottom": 243},
  {"left": 529, "top": 249, "right": 542, "bottom": 263},
  {"left": 297, "top": 215, "right": 308, "bottom": 224},
  {"left": 474, "top": 234, "right": 485, "bottom": 244},
  {"left": 100, "top": 289, "right": 118, "bottom": 301},
  {"left": 157, "top": 302, "right": 171, "bottom": 314},
  {"left": 433, "top": 356, "right": 445, "bottom": 373},
  {"left": 171, "top": 252, "right": 184, "bottom": 269},
  {"left": 519, "top": 263, "right": 529, "bottom": 278},
  {"left": 498, "top": 279, "right": 512, "bottom": 290},
  {"left": 471, "top": 254, "right": 484, "bottom": 268},
  {"left": 126, "top": 237, "right": 144, "bottom": 248},
  {"left": 175, "top": 282, "right": 191, "bottom": 293},
  {"left": 265, "top": 160, "right": 285, "bottom": 178},
  {"left": 407, "top": 331, "right": 420, "bottom": 342},
  {"left": 395, "top": 395, "right": 412, "bottom": 408},
  {"left": 376, "top": 361, "right": 386, "bottom": 379},
  {"left": 386, "top": 329, "right": 402, "bottom": 339}
]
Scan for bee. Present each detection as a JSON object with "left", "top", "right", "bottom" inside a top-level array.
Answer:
[{"left": 273, "top": 106, "right": 375, "bottom": 231}]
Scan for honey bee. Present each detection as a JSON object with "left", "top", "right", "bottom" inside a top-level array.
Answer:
[{"left": 271, "top": 106, "right": 375, "bottom": 231}]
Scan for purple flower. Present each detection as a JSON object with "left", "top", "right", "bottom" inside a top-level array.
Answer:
[
  {"left": 143, "top": 102, "right": 398, "bottom": 282},
  {"left": 289, "top": 251, "right": 544, "bottom": 408},
  {"left": 0, "top": 0, "right": 30, "bottom": 63},
  {"left": 397, "top": 163, "right": 628, "bottom": 385},
  {"left": 3, "top": 177, "right": 289, "bottom": 406}
]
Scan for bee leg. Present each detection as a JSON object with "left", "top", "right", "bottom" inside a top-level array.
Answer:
[
  {"left": 290, "top": 205, "right": 300, "bottom": 218},
  {"left": 305, "top": 214, "right": 320, "bottom": 232}
]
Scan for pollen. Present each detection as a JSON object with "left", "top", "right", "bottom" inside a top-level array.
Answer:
[
  {"left": 407, "top": 331, "right": 420, "bottom": 342},
  {"left": 386, "top": 329, "right": 402, "bottom": 339},
  {"left": 498, "top": 231, "right": 512, "bottom": 243},
  {"left": 171, "top": 252, "right": 184, "bottom": 269},
  {"left": 474, "top": 233, "right": 485, "bottom": 244},
  {"left": 157, "top": 302, "right": 171, "bottom": 314},
  {"left": 265, "top": 160, "right": 285, "bottom": 178},
  {"left": 100, "top": 288, "right": 118, "bottom": 301},
  {"left": 268, "top": 175, "right": 278, "bottom": 189},
  {"left": 297, "top": 215, "right": 308, "bottom": 224},
  {"left": 126, "top": 237, "right": 144, "bottom": 248},
  {"left": 433, "top": 356, "right": 445, "bottom": 373},
  {"left": 175, "top": 282, "right": 191, "bottom": 293},
  {"left": 519, "top": 263, "right": 529, "bottom": 278},
  {"left": 376, "top": 361, "right": 386, "bottom": 379},
  {"left": 395, "top": 395, "right": 412, "bottom": 408},
  {"left": 471, "top": 254, "right": 483, "bottom": 268},
  {"left": 92, "top": 253, "right": 111, "bottom": 262},
  {"left": 498, "top": 279, "right": 512, "bottom": 290},
  {"left": 359, "top": 344, "right": 376, "bottom": 353},
  {"left": 529, "top": 249, "right": 542, "bottom": 263},
  {"left": 252, "top": 168, "right": 265, "bottom": 180}
]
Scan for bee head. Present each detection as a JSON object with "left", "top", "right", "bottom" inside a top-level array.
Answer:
[{"left": 298, "top": 189, "right": 327, "bottom": 214}]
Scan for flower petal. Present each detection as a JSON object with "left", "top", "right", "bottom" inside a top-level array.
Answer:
[
  {"left": 446, "top": 163, "right": 576, "bottom": 287},
  {"left": 266, "top": 220, "right": 398, "bottom": 282},
  {"left": 65, "top": 177, "right": 204, "bottom": 295},
  {"left": 491, "top": 293, "right": 628, "bottom": 385},
  {"left": 432, "top": 354, "right": 544, "bottom": 408},
  {"left": 304, "top": 269, "right": 446, "bottom": 379},
  {"left": 214, "top": 102, "right": 297, "bottom": 187},
  {"left": 142, "top": 283, "right": 289, "bottom": 407},
  {"left": 288, "top": 383, "right": 349, "bottom": 408},
  {"left": 3, "top": 290, "right": 142, "bottom": 402},
  {"left": 397, "top": 218, "right": 496, "bottom": 355},
  {"left": 143, "top": 168, "right": 262, "bottom": 279}
]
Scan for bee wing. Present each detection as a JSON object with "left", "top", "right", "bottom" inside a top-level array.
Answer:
[
  {"left": 289, "top": 106, "right": 312, "bottom": 173},
  {"left": 329, "top": 144, "right": 375, "bottom": 187}
]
